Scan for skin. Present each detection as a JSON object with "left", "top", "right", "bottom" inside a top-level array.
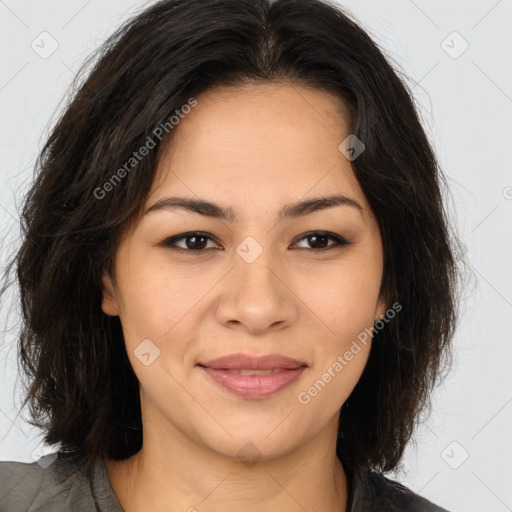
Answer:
[{"left": 102, "top": 82, "right": 387, "bottom": 512}]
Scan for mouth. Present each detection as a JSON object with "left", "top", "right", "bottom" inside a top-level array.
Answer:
[
  {"left": 208, "top": 368, "right": 283, "bottom": 375},
  {"left": 198, "top": 352, "right": 308, "bottom": 370},
  {"left": 197, "top": 353, "right": 308, "bottom": 400}
]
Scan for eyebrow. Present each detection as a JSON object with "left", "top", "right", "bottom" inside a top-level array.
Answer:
[{"left": 145, "top": 194, "right": 363, "bottom": 222}]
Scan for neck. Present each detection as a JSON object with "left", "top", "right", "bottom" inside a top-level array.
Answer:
[{"left": 105, "top": 411, "right": 348, "bottom": 512}]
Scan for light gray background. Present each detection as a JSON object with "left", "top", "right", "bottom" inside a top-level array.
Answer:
[{"left": 1, "top": 1, "right": 511, "bottom": 511}]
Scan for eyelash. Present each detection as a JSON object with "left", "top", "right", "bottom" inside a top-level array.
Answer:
[{"left": 160, "top": 231, "right": 352, "bottom": 254}]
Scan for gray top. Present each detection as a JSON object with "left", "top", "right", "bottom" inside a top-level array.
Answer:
[{"left": 0, "top": 453, "right": 450, "bottom": 511}]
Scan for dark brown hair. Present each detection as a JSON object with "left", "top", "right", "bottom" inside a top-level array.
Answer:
[{"left": 1, "top": 0, "right": 463, "bottom": 477}]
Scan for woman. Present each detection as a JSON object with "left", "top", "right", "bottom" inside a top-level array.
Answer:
[{"left": 0, "top": 0, "right": 461, "bottom": 510}]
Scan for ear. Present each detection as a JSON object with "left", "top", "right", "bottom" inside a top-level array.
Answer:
[
  {"left": 101, "top": 270, "right": 120, "bottom": 317},
  {"left": 374, "top": 289, "right": 388, "bottom": 322}
]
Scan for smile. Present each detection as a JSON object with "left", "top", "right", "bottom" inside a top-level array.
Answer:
[{"left": 199, "top": 366, "right": 307, "bottom": 399}]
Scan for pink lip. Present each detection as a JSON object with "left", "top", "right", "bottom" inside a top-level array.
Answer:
[
  {"left": 198, "top": 353, "right": 308, "bottom": 400},
  {"left": 198, "top": 352, "right": 307, "bottom": 370},
  {"left": 200, "top": 367, "right": 307, "bottom": 399}
]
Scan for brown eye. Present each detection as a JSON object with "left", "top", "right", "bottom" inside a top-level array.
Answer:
[
  {"left": 160, "top": 231, "right": 351, "bottom": 255},
  {"left": 292, "top": 232, "right": 351, "bottom": 251},
  {"left": 162, "top": 232, "right": 220, "bottom": 253}
]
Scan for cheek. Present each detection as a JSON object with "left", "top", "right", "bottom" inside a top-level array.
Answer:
[
  {"left": 299, "top": 250, "right": 381, "bottom": 392},
  {"left": 307, "top": 255, "right": 382, "bottom": 333},
  {"left": 114, "top": 263, "right": 205, "bottom": 381},
  {"left": 114, "top": 250, "right": 189, "bottom": 332},
  {"left": 296, "top": 319, "right": 372, "bottom": 421}
]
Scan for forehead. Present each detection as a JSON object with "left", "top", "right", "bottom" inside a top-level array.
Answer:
[
  {"left": 188, "top": 81, "right": 351, "bottom": 118},
  {"left": 173, "top": 81, "right": 352, "bottom": 140},
  {"left": 121, "top": 83, "right": 381, "bottom": 241},
  {"left": 151, "top": 82, "right": 358, "bottom": 195}
]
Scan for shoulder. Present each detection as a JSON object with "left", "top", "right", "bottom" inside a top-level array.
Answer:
[
  {"left": 350, "top": 470, "right": 451, "bottom": 512},
  {"left": 0, "top": 452, "right": 102, "bottom": 512},
  {"left": 0, "top": 458, "right": 50, "bottom": 511}
]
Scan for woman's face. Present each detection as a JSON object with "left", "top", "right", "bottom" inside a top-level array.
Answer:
[{"left": 102, "top": 82, "right": 387, "bottom": 462}]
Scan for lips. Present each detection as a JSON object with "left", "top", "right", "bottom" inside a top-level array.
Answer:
[
  {"left": 222, "top": 368, "right": 282, "bottom": 375},
  {"left": 198, "top": 352, "right": 307, "bottom": 370},
  {"left": 197, "top": 353, "right": 308, "bottom": 400}
]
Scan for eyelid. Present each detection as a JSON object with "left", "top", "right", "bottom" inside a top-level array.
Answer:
[
  {"left": 290, "top": 231, "right": 351, "bottom": 251},
  {"left": 159, "top": 231, "right": 221, "bottom": 252},
  {"left": 159, "top": 231, "right": 352, "bottom": 253}
]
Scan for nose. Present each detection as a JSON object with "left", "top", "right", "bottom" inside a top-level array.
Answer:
[{"left": 215, "top": 247, "right": 298, "bottom": 335}]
